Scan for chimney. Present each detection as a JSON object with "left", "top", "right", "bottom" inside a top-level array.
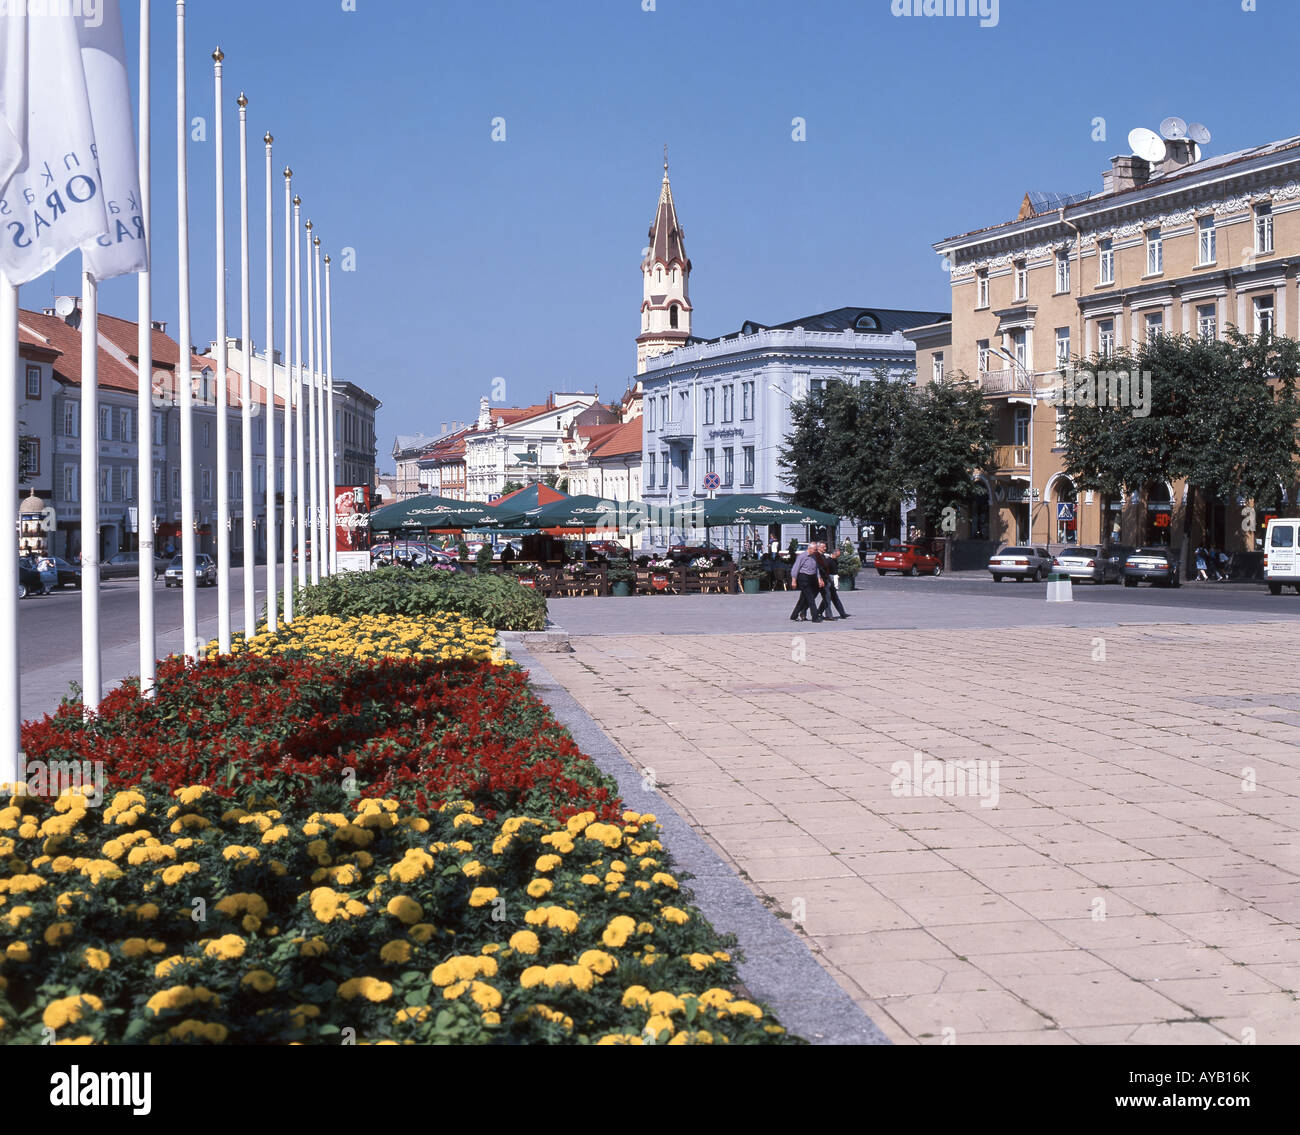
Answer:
[
  {"left": 1156, "top": 138, "right": 1195, "bottom": 175},
  {"left": 440, "top": 422, "right": 447, "bottom": 435},
  {"left": 1106, "top": 154, "right": 1150, "bottom": 194},
  {"left": 151, "top": 320, "right": 167, "bottom": 333}
]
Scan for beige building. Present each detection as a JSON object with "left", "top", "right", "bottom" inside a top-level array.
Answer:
[{"left": 916, "top": 132, "right": 1300, "bottom": 556}]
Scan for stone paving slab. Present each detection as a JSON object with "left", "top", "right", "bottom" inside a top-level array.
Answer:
[{"left": 537, "top": 620, "right": 1300, "bottom": 1045}]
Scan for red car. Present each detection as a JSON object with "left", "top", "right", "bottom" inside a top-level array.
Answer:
[{"left": 874, "top": 543, "right": 942, "bottom": 577}]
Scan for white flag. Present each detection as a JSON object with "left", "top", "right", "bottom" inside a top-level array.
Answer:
[
  {"left": 0, "top": 1, "right": 135, "bottom": 285},
  {"left": 78, "top": 0, "right": 146, "bottom": 281}
]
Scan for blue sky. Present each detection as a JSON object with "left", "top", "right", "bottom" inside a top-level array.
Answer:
[{"left": 18, "top": 0, "right": 1298, "bottom": 470}]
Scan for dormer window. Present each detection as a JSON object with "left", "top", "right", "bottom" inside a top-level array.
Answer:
[{"left": 854, "top": 313, "right": 880, "bottom": 331}]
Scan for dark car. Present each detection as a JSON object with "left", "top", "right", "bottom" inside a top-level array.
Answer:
[
  {"left": 18, "top": 558, "right": 55, "bottom": 599},
  {"left": 1124, "top": 546, "right": 1181, "bottom": 587},
  {"left": 102, "top": 550, "right": 171, "bottom": 581},
  {"left": 50, "top": 557, "right": 82, "bottom": 589}
]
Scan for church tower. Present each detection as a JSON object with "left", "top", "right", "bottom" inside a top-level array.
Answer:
[{"left": 636, "top": 149, "right": 692, "bottom": 374}]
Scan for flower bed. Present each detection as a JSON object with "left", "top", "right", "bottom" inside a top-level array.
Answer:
[
  {"left": 0, "top": 787, "right": 795, "bottom": 1045},
  {"left": 21, "top": 655, "right": 619, "bottom": 821},
  {"left": 293, "top": 567, "right": 547, "bottom": 631}
]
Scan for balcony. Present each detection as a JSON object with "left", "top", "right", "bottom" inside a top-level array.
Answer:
[
  {"left": 993, "top": 444, "right": 1030, "bottom": 471},
  {"left": 980, "top": 367, "right": 1033, "bottom": 396},
  {"left": 659, "top": 419, "right": 694, "bottom": 444}
]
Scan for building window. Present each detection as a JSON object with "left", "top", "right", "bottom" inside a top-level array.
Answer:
[
  {"left": 741, "top": 381, "right": 754, "bottom": 420},
  {"left": 1197, "top": 302, "right": 1217, "bottom": 341},
  {"left": 120, "top": 467, "right": 132, "bottom": 503},
  {"left": 153, "top": 468, "right": 163, "bottom": 502},
  {"left": 99, "top": 406, "right": 111, "bottom": 440},
  {"left": 976, "top": 269, "right": 989, "bottom": 309},
  {"left": 677, "top": 454, "right": 688, "bottom": 489},
  {"left": 1055, "top": 251, "right": 1070, "bottom": 294},
  {"left": 659, "top": 394, "right": 667, "bottom": 426},
  {"left": 203, "top": 422, "right": 211, "bottom": 448},
  {"left": 19, "top": 438, "right": 39, "bottom": 477},
  {"left": 172, "top": 419, "right": 179, "bottom": 444},
  {"left": 64, "top": 464, "right": 78, "bottom": 502},
  {"left": 1198, "top": 216, "right": 1216, "bottom": 265},
  {"left": 1144, "top": 311, "right": 1163, "bottom": 343},
  {"left": 99, "top": 466, "right": 110, "bottom": 502},
  {"left": 64, "top": 401, "right": 78, "bottom": 437},
  {"left": 702, "top": 387, "right": 714, "bottom": 424},
  {"left": 1098, "top": 239, "right": 1114, "bottom": 285},
  {"left": 1055, "top": 328, "right": 1070, "bottom": 368},
  {"left": 119, "top": 409, "right": 132, "bottom": 443},
  {"left": 25, "top": 366, "right": 40, "bottom": 399},
  {"left": 1013, "top": 406, "right": 1030, "bottom": 450},
  {"left": 1054, "top": 405, "right": 1067, "bottom": 448},
  {"left": 1145, "top": 229, "right": 1162, "bottom": 275},
  {"left": 1012, "top": 329, "right": 1027, "bottom": 371},
  {"left": 152, "top": 411, "right": 164, "bottom": 445},
  {"left": 1256, "top": 203, "right": 1274, "bottom": 254},
  {"left": 721, "top": 385, "right": 734, "bottom": 422},
  {"left": 1014, "top": 260, "right": 1028, "bottom": 301},
  {"left": 172, "top": 469, "right": 180, "bottom": 499},
  {"left": 659, "top": 453, "right": 668, "bottom": 487},
  {"left": 1254, "top": 294, "right": 1275, "bottom": 338},
  {"left": 742, "top": 445, "right": 754, "bottom": 486},
  {"left": 932, "top": 353, "right": 944, "bottom": 383},
  {"left": 1098, "top": 318, "right": 1115, "bottom": 359},
  {"left": 257, "top": 417, "right": 265, "bottom": 446},
  {"left": 705, "top": 448, "right": 715, "bottom": 473},
  {"left": 646, "top": 399, "right": 655, "bottom": 431},
  {"left": 723, "top": 447, "right": 734, "bottom": 487},
  {"left": 201, "top": 469, "right": 212, "bottom": 501},
  {"left": 977, "top": 340, "right": 990, "bottom": 375}
]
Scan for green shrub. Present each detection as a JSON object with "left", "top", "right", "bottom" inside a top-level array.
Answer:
[{"left": 294, "top": 568, "right": 548, "bottom": 631}]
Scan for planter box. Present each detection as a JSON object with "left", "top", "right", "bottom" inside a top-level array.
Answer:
[
  {"left": 838, "top": 575, "right": 856, "bottom": 591},
  {"left": 742, "top": 578, "right": 761, "bottom": 594},
  {"left": 611, "top": 581, "right": 632, "bottom": 597}
]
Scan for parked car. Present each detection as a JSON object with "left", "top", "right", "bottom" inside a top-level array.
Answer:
[
  {"left": 1123, "top": 546, "right": 1180, "bottom": 587},
  {"left": 1052, "top": 545, "right": 1131, "bottom": 584},
  {"left": 18, "top": 557, "right": 56, "bottom": 599},
  {"left": 101, "top": 549, "right": 171, "bottom": 581},
  {"left": 874, "top": 543, "right": 942, "bottom": 577},
  {"left": 988, "top": 545, "right": 1054, "bottom": 582},
  {"left": 1264, "top": 517, "right": 1300, "bottom": 595},
  {"left": 164, "top": 553, "right": 217, "bottom": 587},
  {"left": 49, "top": 557, "right": 82, "bottom": 589},
  {"left": 668, "top": 541, "right": 731, "bottom": 563}
]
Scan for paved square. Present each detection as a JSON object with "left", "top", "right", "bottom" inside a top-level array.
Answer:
[{"left": 537, "top": 589, "right": 1300, "bottom": 1044}]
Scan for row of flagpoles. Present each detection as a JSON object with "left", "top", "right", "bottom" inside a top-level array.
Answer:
[{"left": 0, "top": 0, "right": 344, "bottom": 786}]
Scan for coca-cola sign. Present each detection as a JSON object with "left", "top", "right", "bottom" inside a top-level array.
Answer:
[{"left": 335, "top": 486, "right": 372, "bottom": 553}]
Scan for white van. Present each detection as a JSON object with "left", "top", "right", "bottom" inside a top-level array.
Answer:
[{"left": 1264, "top": 518, "right": 1300, "bottom": 594}]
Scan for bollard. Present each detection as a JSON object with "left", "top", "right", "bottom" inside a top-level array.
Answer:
[{"left": 1045, "top": 572, "right": 1073, "bottom": 603}]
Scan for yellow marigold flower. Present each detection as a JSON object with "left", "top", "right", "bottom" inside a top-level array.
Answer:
[
  {"left": 41, "top": 994, "right": 104, "bottom": 1031},
  {"left": 728, "top": 1000, "right": 763, "bottom": 1019},
  {"left": 583, "top": 822, "right": 624, "bottom": 849},
  {"left": 661, "top": 906, "right": 689, "bottom": 925},
  {"left": 203, "top": 934, "right": 247, "bottom": 961},
  {"left": 482, "top": 1011, "right": 501, "bottom": 1025},
  {"left": 127, "top": 844, "right": 177, "bottom": 866},
  {"left": 176, "top": 786, "right": 210, "bottom": 805},
  {"left": 144, "top": 985, "right": 219, "bottom": 1015},
  {"left": 469, "top": 981, "right": 502, "bottom": 1011},
  {"left": 82, "top": 947, "right": 111, "bottom": 971},
  {"left": 394, "top": 1005, "right": 430, "bottom": 1024},
  {"left": 159, "top": 862, "right": 200, "bottom": 887},
  {"left": 120, "top": 937, "right": 149, "bottom": 958},
  {"left": 338, "top": 977, "right": 393, "bottom": 1002},
  {"left": 565, "top": 811, "right": 595, "bottom": 835},
  {"left": 389, "top": 848, "right": 433, "bottom": 883},
  {"left": 155, "top": 956, "right": 188, "bottom": 979},
  {"left": 79, "top": 860, "right": 122, "bottom": 885},
  {"left": 647, "top": 991, "right": 684, "bottom": 1016},
  {"left": 408, "top": 923, "right": 436, "bottom": 944},
  {"left": 578, "top": 949, "right": 617, "bottom": 975},
  {"left": 460, "top": 860, "right": 486, "bottom": 879},
  {"left": 261, "top": 825, "right": 289, "bottom": 844},
  {"left": 7, "top": 873, "right": 47, "bottom": 893},
  {"left": 595, "top": 1033, "right": 644, "bottom": 1045},
  {"left": 404, "top": 817, "right": 430, "bottom": 833},
  {"left": 509, "top": 930, "right": 540, "bottom": 955},
  {"left": 602, "top": 915, "right": 636, "bottom": 949},
  {"left": 221, "top": 846, "right": 259, "bottom": 863},
  {"left": 567, "top": 964, "right": 595, "bottom": 992},
  {"left": 651, "top": 872, "right": 678, "bottom": 890},
  {"left": 301, "top": 822, "right": 324, "bottom": 837},
  {"left": 380, "top": 940, "right": 412, "bottom": 964},
  {"left": 299, "top": 937, "right": 328, "bottom": 958},
  {"left": 526, "top": 878, "right": 552, "bottom": 898},
  {"left": 0, "top": 904, "right": 31, "bottom": 929},
  {"left": 167, "top": 1019, "right": 229, "bottom": 1043},
  {"left": 534, "top": 854, "right": 563, "bottom": 873},
  {"left": 621, "top": 985, "right": 651, "bottom": 1009},
  {"left": 468, "top": 886, "right": 498, "bottom": 907},
  {"left": 450, "top": 840, "right": 473, "bottom": 853},
  {"left": 540, "top": 832, "right": 574, "bottom": 853},
  {"left": 385, "top": 895, "right": 423, "bottom": 925},
  {"left": 580, "top": 874, "right": 600, "bottom": 885},
  {"left": 452, "top": 812, "right": 482, "bottom": 829},
  {"left": 135, "top": 902, "right": 159, "bottom": 921},
  {"left": 5, "top": 942, "right": 30, "bottom": 962},
  {"left": 17, "top": 822, "right": 38, "bottom": 839},
  {"left": 241, "top": 969, "right": 277, "bottom": 993},
  {"left": 518, "top": 966, "right": 546, "bottom": 989},
  {"left": 645, "top": 1013, "right": 675, "bottom": 1038},
  {"left": 343, "top": 899, "right": 367, "bottom": 918}
]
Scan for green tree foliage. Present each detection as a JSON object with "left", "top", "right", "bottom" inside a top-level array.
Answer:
[{"left": 896, "top": 376, "right": 997, "bottom": 525}]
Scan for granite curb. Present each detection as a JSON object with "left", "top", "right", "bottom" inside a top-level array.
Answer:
[{"left": 499, "top": 629, "right": 890, "bottom": 1046}]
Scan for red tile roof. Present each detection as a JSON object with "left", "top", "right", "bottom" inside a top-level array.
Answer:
[
  {"left": 587, "top": 419, "right": 643, "bottom": 459},
  {"left": 18, "top": 309, "right": 140, "bottom": 393}
]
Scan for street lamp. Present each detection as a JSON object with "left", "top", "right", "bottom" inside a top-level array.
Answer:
[{"left": 990, "top": 345, "right": 1036, "bottom": 545}]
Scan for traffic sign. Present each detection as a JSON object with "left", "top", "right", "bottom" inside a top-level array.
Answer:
[
  {"left": 1056, "top": 503, "right": 1074, "bottom": 521},
  {"left": 702, "top": 472, "right": 721, "bottom": 491}
]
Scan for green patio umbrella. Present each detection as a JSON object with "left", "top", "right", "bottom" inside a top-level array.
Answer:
[
  {"left": 697, "top": 495, "right": 839, "bottom": 527},
  {"left": 368, "top": 495, "right": 502, "bottom": 533},
  {"left": 521, "top": 495, "right": 652, "bottom": 531}
]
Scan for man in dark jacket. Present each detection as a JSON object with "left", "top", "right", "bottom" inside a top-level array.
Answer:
[
  {"left": 814, "top": 543, "right": 848, "bottom": 620},
  {"left": 788, "top": 548, "right": 823, "bottom": 622}
]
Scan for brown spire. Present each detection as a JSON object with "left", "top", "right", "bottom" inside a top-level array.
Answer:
[{"left": 645, "top": 157, "right": 689, "bottom": 271}]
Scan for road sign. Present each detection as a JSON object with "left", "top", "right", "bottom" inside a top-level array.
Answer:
[
  {"left": 488, "top": 494, "right": 502, "bottom": 503},
  {"left": 702, "top": 472, "right": 721, "bottom": 491},
  {"left": 1056, "top": 503, "right": 1075, "bottom": 521}
]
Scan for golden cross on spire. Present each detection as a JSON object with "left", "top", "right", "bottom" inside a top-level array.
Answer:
[{"left": 663, "top": 143, "right": 669, "bottom": 176}]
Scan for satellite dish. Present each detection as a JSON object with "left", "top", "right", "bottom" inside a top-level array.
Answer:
[
  {"left": 1188, "top": 122, "right": 1211, "bottom": 145},
  {"left": 1190, "top": 142, "right": 1202, "bottom": 163},
  {"left": 53, "top": 296, "right": 76, "bottom": 317},
  {"left": 1128, "top": 128, "right": 1165, "bottom": 163},
  {"left": 1159, "top": 116, "right": 1188, "bottom": 141}
]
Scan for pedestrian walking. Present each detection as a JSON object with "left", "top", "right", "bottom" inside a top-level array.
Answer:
[
  {"left": 815, "top": 542, "right": 849, "bottom": 620},
  {"left": 788, "top": 546, "right": 823, "bottom": 623},
  {"left": 1195, "top": 546, "right": 1209, "bottom": 581}
]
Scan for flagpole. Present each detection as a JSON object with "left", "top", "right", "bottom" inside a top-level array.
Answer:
[
  {"left": 263, "top": 134, "right": 277, "bottom": 633},
  {"left": 136, "top": 0, "right": 155, "bottom": 695},
  {"left": 0, "top": 280, "right": 19, "bottom": 786},
  {"left": 177, "top": 1, "right": 198, "bottom": 662},
  {"left": 237, "top": 93, "right": 254, "bottom": 637},
  {"left": 293, "top": 195, "right": 306, "bottom": 589},
  {"left": 282, "top": 172, "right": 295, "bottom": 619},
  {"left": 304, "top": 218, "right": 318, "bottom": 586},
  {"left": 80, "top": 269, "right": 101, "bottom": 712},
  {"left": 212, "top": 47, "right": 230, "bottom": 654},
  {"left": 318, "top": 256, "right": 330, "bottom": 574},
  {"left": 312, "top": 233, "right": 325, "bottom": 578}
]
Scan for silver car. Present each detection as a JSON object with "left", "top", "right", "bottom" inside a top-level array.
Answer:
[
  {"left": 1123, "top": 546, "right": 1181, "bottom": 588},
  {"left": 164, "top": 553, "right": 217, "bottom": 587},
  {"left": 1053, "top": 545, "right": 1129, "bottom": 584},
  {"left": 988, "top": 545, "right": 1054, "bottom": 582}
]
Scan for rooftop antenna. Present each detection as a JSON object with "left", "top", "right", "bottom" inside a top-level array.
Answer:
[
  {"left": 1187, "top": 122, "right": 1211, "bottom": 145},
  {"left": 1159, "top": 116, "right": 1188, "bottom": 141},
  {"left": 1128, "top": 127, "right": 1165, "bottom": 163}
]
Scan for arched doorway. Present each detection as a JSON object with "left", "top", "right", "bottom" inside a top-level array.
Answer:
[
  {"left": 1050, "top": 475, "right": 1078, "bottom": 545},
  {"left": 969, "top": 479, "right": 991, "bottom": 540}
]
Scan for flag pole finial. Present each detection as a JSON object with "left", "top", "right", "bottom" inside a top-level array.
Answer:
[
  {"left": 324, "top": 254, "right": 331, "bottom": 265},
  {"left": 237, "top": 92, "right": 248, "bottom": 109},
  {"left": 264, "top": 132, "right": 273, "bottom": 146},
  {"left": 284, "top": 166, "right": 292, "bottom": 179},
  {"left": 293, "top": 195, "right": 301, "bottom": 207},
  {"left": 305, "top": 219, "right": 313, "bottom": 232},
  {"left": 313, "top": 235, "right": 320, "bottom": 247},
  {"left": 212, "top": 46, "right": 224, "bottom": 63}
]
